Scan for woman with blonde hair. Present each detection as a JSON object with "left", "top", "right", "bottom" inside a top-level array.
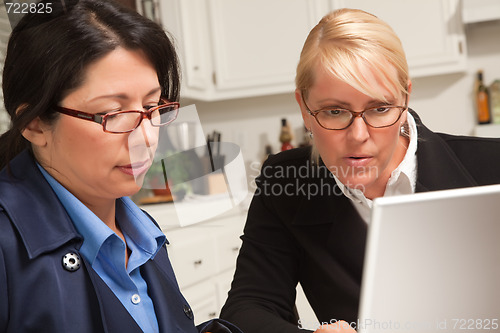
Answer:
[{"left": 220, "top": 8, "right": 500, "bottom": 333}]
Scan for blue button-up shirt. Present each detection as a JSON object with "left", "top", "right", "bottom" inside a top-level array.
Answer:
[{"left": 38, "top": 165, "right": 166, "bottom": 332}]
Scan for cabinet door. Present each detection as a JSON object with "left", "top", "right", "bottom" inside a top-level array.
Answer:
[
  {"left": 331, "top": 0, "right": 466, "bottom": 77},
  {"left": 160, "top": 0, "right": 214, "bottom": 92},
  {"left": 214, "top": 269, "right": 236, "bottom": 310},
  {"left": 166, "top": 227, "right": 218, "bottom": 289},
  {"left": 181, "top": 280, "right": 219, "bottom": 325},
  {"left": 161, "top": 0, "right": 326, "bottom": 100},
  {"left": 208, "top": 0, "right": 322, "bottom": 90},
  {"left": 213, "top": 221, "right": 243, "bottom": 272},
  {"left": 462, "top": 0, "right": 500, "bottom": 24}
]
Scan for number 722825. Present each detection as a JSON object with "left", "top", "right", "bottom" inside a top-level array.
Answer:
[{"left": 5, "top": 2, "right": 53, "bottom": 14}]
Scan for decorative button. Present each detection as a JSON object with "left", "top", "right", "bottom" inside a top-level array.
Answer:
[
  {"left": 183, "top": 304, "right": 194, "bottom": 320},
  {"left": 62, "top": 252, "right": 80, "bottom": 272},
  {"left": 131, "top": 294, "right": 141, "bottom": 305}
]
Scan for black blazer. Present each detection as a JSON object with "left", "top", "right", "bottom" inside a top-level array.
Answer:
[{"left": 220, "top": 111, "right": 500, "bottom": 333}]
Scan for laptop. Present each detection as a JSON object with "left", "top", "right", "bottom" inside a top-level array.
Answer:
[{"left": 358, "top": 184, "right": 500, "bottom": 333}]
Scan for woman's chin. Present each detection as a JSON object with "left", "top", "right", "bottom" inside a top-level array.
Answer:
[
  {"left": 118, "top": 182, "right": 144, "bottom": 198},
  {"left": 338, "top": 176, "right": 375, "bottom": 194}
]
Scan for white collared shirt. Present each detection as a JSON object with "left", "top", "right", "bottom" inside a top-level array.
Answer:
[{"left": 333, "top": 112, "right": 418, "bottom": 223}]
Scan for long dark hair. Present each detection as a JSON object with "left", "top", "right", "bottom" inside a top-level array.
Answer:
[{"left": 0, "top": 0, "right": 180, "bottom": 170}]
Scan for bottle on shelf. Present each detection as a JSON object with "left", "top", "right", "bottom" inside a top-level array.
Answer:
[
  {"left": 475, "top": 70, "right": 491, "bottom": 124},
  {"left": 261, "top": 144, "right": 273, "bottom": 163},
  {"left": 490, "top": 80, "right": 500, "bottom": 124},
  {"left": 279, "top": 118, "right": 294, "bottom": 151}
]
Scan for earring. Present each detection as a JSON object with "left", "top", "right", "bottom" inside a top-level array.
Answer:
[
  {"left": 308, "top": 130, "right": 313, "bottom": 139},
  {"left": 400, "top": 123, "right": 406, "bottom": 136}
]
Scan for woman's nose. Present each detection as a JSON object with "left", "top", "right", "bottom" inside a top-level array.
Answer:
[
  {"left": 138, "top": 115, "right": 159, "bottom": 148},
  {"left": 127, "top": 112, "right": 159, "bottom": 150},
  {"left": 347, "top": 115, "right": 370, "bottom": 142}
]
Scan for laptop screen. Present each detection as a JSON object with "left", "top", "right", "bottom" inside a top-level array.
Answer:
[{"left": 358, "top": 184, "right": 500, "bottom": 333}]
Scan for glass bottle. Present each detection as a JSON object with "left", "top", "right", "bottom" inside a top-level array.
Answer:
[
  {"left": 476, "top": 70, "right": 491, "bottom": 124},
  {"left": 279, "top": 118, "right": 294, "bottom": 151}
]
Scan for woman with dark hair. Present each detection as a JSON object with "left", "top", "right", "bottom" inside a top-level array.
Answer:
[{"left": 0, "top": 1, "right": 240, "bottom": 332}]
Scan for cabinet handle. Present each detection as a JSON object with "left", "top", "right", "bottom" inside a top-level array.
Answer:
[{"left": 193, "top": 259, "right": 203, "bottom": 266}]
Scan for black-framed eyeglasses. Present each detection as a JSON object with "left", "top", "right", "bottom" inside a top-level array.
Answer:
[
  {"left": 54, "top": 98, "right": 180, "bottom": 133},
  {"left": 302, "top": 93, "right": 408, "bottom": 130}
]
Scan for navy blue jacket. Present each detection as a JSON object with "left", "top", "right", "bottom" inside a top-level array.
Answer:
[{"left": 0, "top": 150, "right": 241, "bottom": 333}]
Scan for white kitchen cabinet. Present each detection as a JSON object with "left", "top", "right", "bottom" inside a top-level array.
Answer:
[
  {"left": 462, "top": 0, "right": 500, "bottom": 24},
  {"left": 159, "top": 0, "right": 326, "bottom": 101},
  {"left": 214, "top": 269, "right": 236, "bottom": 313},
  {"left": 181, "top": 280, "right": 219, "bottom": 325},
  {"left": 166, "top": 226, "right": 219, "bottom": 289},
  {"left": 154, "top": 0, "right": 467, "bottom": 101},
  {"left": 143, "top": 202, "right": 318, "bottom": 326},
  {"left": 330, "top": 0, "right": 467, "bottom": 78},
  {"left": 145, "top": 205, "right": 246, "bottom": 324}
]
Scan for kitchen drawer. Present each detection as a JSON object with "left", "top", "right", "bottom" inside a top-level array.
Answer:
[
  {"left": 214, "top": 226, "right": 242, "bottom": 272},
  {"left": 166, "top": 228, "right": 218, "bottom": 289},
  {"left": 181, "top": 280, "right": 219, "bottom": 325},
  {"left": 214, "top": 269, "right": 236, "bottom": 309}
]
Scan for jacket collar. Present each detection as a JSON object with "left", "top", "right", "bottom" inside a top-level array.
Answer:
[
  {"left": 0, "top": 150, "right": 82, "bottom": 259},
  {"left": 410, "top": 110, "right": 477, "bottom": 192},
  {"left": 291, "top": 110, "right": 477, "bottom": 225}
]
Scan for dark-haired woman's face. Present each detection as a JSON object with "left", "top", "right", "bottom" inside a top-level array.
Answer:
[{"left": 37, "top": 47, "right": 161, "bottom": 205}]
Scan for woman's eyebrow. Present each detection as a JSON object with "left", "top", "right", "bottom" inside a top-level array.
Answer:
[
  {"left": 144, "top": 87, "right": 162, "bottom": 97},
  {"left": 88, "top": 86, "right": 162, "bottom": 103},
  {"left": 314, "top": 98, "right": 351, "bottom": 108},
  {"left": 315, "top": 97, "right": 397, "bottom": 109}
]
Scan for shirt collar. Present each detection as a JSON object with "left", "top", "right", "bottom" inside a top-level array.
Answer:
[
  {"left": 37, "top": 165, "right": 166, "bottom": 266},
  {"left": 333, "top": 112, "right": 418, "bottom": 221},
  {"left": 116, "top": 197, "right": 167, "bottom": 271}
]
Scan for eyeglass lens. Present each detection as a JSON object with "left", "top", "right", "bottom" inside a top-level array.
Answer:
[
  {"left": 105, "top": 104, "right": 178, "bottom": 132},
  {"left": 315, "top": 107, "right": 403, "bottom": 129}
]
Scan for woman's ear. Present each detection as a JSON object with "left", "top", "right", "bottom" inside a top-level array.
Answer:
[
  {"left": 16, "top": 104, "right": 51, "bottom": 147},
  {"left": 21, "top": 117, "right": 49, "bottom": 147},
  {"left": 295, "top": 89, "right": 312, "bottom": 132}
]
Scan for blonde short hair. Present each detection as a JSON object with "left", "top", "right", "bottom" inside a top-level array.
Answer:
[{"left": 296, "top": 8, "right": 409, "bottom": 101}]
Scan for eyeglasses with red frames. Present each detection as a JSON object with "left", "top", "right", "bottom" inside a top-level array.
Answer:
[{"left": 54, "top": 98, "right": 180, "bottom": 133}]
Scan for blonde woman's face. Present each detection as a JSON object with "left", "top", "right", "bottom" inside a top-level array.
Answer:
[{"left": 297, "top": 66, "right": 408, "bottom": 199}]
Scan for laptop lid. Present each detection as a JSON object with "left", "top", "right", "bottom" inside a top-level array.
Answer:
[{"left": 358, "top": 184, "right": 500, "bottom": 333}]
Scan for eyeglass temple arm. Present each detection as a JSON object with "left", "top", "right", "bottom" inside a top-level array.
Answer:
[{"left": 56, "top": 106, "right": 104, "bottom": 124}]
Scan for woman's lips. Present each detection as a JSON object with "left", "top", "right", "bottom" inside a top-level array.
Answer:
[
  {"left": 343, "top": 156, "right": 373, "bottom": 167},
  {"left": 117, "top": 160, "right": 151, "bottom": 176}
]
